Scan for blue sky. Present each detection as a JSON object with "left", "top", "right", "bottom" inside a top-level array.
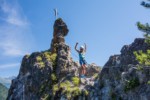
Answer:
[{"left": 0, "top": 0, "right": 149, "bottom": 77}]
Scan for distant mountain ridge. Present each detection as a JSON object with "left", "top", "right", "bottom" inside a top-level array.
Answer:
[
  {"left": 0, "top": 83, "right": 8, "bottom": 100},
  {"left": 4, "top": 76, "right": 16, "bottom": 80},
  {"left": 0, "top": 76, "right": 16, "bottom": 88}
]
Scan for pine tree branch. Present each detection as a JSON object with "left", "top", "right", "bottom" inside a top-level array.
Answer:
[
  {"left": 141, "top": 1, "right": 150, "bottom": 8},
  {"left": 137, "top": 22, "right": 150, "bottom": 34}
]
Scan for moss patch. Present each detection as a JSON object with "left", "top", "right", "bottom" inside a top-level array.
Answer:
[
  {"left": 38, "top": 62, "right": 45, "bottom": 68},
  {"left": 41, "top": 94, "right": 51, "bottom": 100},
  {"left": 137, "top": 65, "right": 144, "bottom": 71},
  {"left": 51, "top": 73, "right": 57, "bottom": 84},
  {"left": 93, "top": 73, "right": 99, "bottom": 80},
  {"left": 147, "top": 80, "right": 150, "bottom": 85},
  {"left": 34, "top": 51, "right": 57, "bottom": 69},
  {"left": 36, "top": 56, "right": 42, "bottom": 62},
  {"left": 71, "top": 77, "right": 80, "bottom": 86},
  {"left": 124, "top": 78, "right": 140, "bottom": 92},
  {"left": 134, "top": 50, "right": 150, "bottom": 66},
  {"left": 52, "top": 80, "right": 83, "bottom": 99}
]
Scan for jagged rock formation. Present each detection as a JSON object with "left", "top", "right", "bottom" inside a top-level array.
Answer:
[
  {"left": 7, "top": 17, "right": 150, "bottom": 100},
  {"left": 50, "top": 18, "right": 77, "bottom": 79},
  {"left": 91, "top": 38, "right": 150, "bottom": 100},
  {"left": 7, "top": 18, "right": 101, "bottom": 100},
  {"left": 50, "top": 18, "right": 69, "bottom": 53}
]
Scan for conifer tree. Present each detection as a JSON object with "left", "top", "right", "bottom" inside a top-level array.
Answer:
[
  {"left": 137, "top": 0, "right": 150, "bottom": 44},
  {"left": 134, "top": 0, "right": 150, "bottom": 66}
]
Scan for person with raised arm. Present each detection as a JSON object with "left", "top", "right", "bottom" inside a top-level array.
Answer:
[{"left": 75, "top": 42, "right": 87, "bottom": 78}]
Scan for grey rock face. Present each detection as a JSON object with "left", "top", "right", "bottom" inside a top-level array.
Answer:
[
  {"left": 7, "top": 52, "right": 55, "bottom": 100},
  {"left": 94, "top": 38, "right": 150, "bottom": 100},
  {"left": 50, "top": 18, "right": 79, "bottom": 79},
  {"left": 105, "top": 38, "right": 149, "bottom": 67}
]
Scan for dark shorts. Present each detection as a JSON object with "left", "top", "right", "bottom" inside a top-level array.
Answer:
[{"left": 79, "top": 59, "right": 87, "bottom": 65}]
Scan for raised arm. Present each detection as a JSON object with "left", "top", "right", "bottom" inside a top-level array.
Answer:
[
  {"left": 84, "top": 43, "right": 87, "bottom": 52},
  {"left": 75, "top": 42, "right": 79, "bottom": 53}
]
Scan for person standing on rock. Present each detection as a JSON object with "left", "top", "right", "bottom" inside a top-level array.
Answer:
[{"left": 75, "top": 42, "right": 87, "bottom": 78}]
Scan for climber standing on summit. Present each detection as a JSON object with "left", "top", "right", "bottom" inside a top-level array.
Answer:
[{"left": 75, "top": 42, "right": 87, "bottom": 78}]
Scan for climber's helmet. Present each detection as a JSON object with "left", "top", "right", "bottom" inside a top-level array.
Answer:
[{"left": 80, "top": 46, "right": 84, "bottom": 51}]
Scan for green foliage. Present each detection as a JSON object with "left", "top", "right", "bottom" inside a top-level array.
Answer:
[
  {"left": 83, "top": 90, "right": 89, "bottom": 96},
  {"left": 39, "top": 83, "right": 46, "bottom": 95},
  {"left": 52, "top": 81, "right": 71, "bottom": 95},
  {"left": 141, "top": 0, "right": 150, "bottom": 8},
  {"left": 41, "top": 94, "right": 51, "bottom": 100},
  {"left": 52, "top": 80, "right": 83, "bottom": 99},
  {"left": 38, "top": 62, "right": 45, "bottom": 68},
  {"left": 50, "top": 53, "right": 57, "bottom": 66},
  {"left": 134, "top": 50, "right": 150, "bottom": 66},
  {"left": 35, "top": 51, "right": 57, "bottom": 69},
  {"left": 36, "top": 56, "right": 43, "bottom": 62},
  {"left": 124, "top": 78, "right": 140, "bottom": 92},
  {"left": 72, "top": 87, "right": 81, "bottom": 97},
  {"left": 43, "top": 52, "right": 57, "bottom": 66},
  {"left": 147, "top": 80, "right": 150, "bottom": 85},
  {"left": 137, "top": 65, "right": 144, "bottom": 71},
  {"left": 43, "top": 52, "right": 51, "bottom": 60},
  {"left": 140, "top": 23, "right": 150, "bottom": 44},
  {"left": 60, "top": 81, "right": 71, "bottom": 89},
  {"left": 52, "top": 84, "right": 59, "bottom": 95},
  {"left": 71, "top": 77, "right": 80, "bottom": 86},
  {"left": 93, "top": 73, "right": 99, "bottom": 80},
  {"left": 0, "top": 83, "right": 8, "bottom": 100},
  {"left": 51, "top": 73, "right": 57, "bottom": 84},
  {"left": 35, "top": 55, "right": 45, "bottom": 68},
  {"left": 137, "top": 22, "right": 150, "bottom": 32},
  {"left": 65, "top": 87, "right": 72, "bottom": 99},
  {"left": 135, "top": 1, "right": 150, "bottom": 71},
  {"left": 137, "top": 22, "right": 150, "bottom": 44}
]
